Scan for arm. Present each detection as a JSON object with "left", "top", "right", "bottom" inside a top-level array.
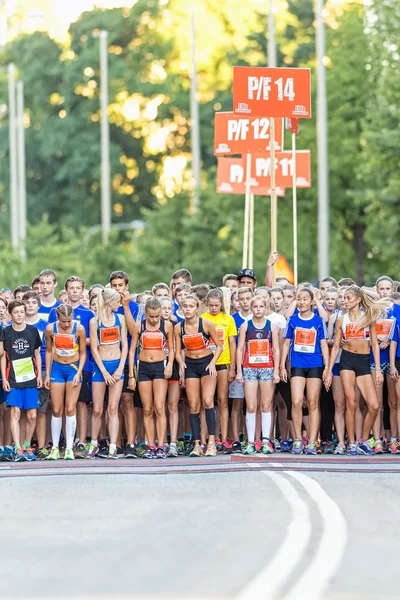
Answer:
[
  {"left": 235, "top": 322, "right": 248, "bottom": 384},
  {"left": 271, "top": 323, "right": 280, "bottom": 384},
  {"left": 121, "top": 292, "right": 136, "bottom": 336},
  {"left": 284, "top": 298, "right": 297, "bottom": 320},
  {"left": 44, "top": 325, "right": 53, "bottom": 389},
  {"left": 228, "top": 336, "right": 236, "bottom": 383},
  {"left": 327, "top": 313, "right": 335, "bottom": 346},
  {"left": 314, "top": 296, "right": 329, "bottom": 323},
  {"left": 0, "top": 343, "right": 9, "bottom": 392},
  {"left": 279, "top": 338, "right": 291, "bottom": 382},
  {"left": 390, "top": 339, "right": 398, "bottom": 381},
  {"left": 174, "top": 323, "right": 186, "bottom": 385},
  {"left": 35, "top": 348, "right": 42, "bottom": 388},
  {"left": 204, "top": 321, "right": 222, "bottom": 377},
  {"left": 164, "top": 322, "right": 174, "bottom": 379},
  {"left": 320, "top": 339, "right": 330, "bottom": 382},
  {"left": 325, "top": 319, "right": 343, "bottom": 390},
  {"left": 74, "top": 325, "right": 87, "bottom": 385},
  {"left": 127, "top": 340, "right": 136, "bottom": 391},
  {"left": 116, "top": 315, "right": 128, "bottom": 378},
  {"left": 370, "top": 324, "right": 383, "bottom": 385},
  {"left": 265, "top": 251, "right": 278, "bottom": 287},
  {"left": 90, "top": 318, "right": 114, "bottom": 386}
]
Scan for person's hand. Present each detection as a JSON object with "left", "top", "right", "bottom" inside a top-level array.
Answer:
[
  {"left": 280, "top": 367, "right": 287, "bottom": 383},
  {"left": 236, "top": 372, "right": 244, "bottom": 384},
  {"left": 72, "top": 372, "right": 82, "bottom": 387},
  {"left": 390, "top": 367, "right": 399, "bottom": 382},
  {"left": 113, "top": 369, "right": 122, "bottom": 382},
  {"left": 127, "top": 376, "right": 136, "bottom": 390},
  {"left": 206, "top": 362, "right": 217, "bottom": 378},
  {"left": 375, "top": 370, "right": 384, "bottom": 386},
  {"left": 228, "top": 367, "right": 235, "bottom": 383},
  {"left": 3, "top": 379, "right": 10, "bottom": 392},
  {"left": 164, "top": 363, "right": 172, "bottom": 380},
  {"left": 103, "top": 371, "right": 116, "bottom": 385},
  {"left": 44, "top": 376, "right": 50, "bottom": 390},
  {"left": 121, "top": 291, "right": 131, "bottom": 307},
  {"left": 273, "top": 368, "right": 280, "bottom": 384},
  {"left": 36, "top": 374, "right": 43, "bottom": 389},
  {"left": 267, "top": 251, "right": 278, "bottom": 267}
]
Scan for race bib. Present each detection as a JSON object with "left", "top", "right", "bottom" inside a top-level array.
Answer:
[
  {"left": 54, "top": 334, "right": 76, "bottom": 357},
  {"left": 142, "top": 331, "right": 164, "bottom": 351},
  {"left": 100, "top": 326, "right": 120, "bottom": 345},
  {"left": 248, "top": 339, "right": 271, "bottom": 364},
  {"left": 12, "top": 357, "right": 35, "bottom": 383},
  {"left": 210, "top": 327, "right": 225, "bottom": 353},
  {"left": 183, "top": 333, "right": 207, "bottom": 352},
  {"left": 345, "top": 324, "right": 368, "bottom": 340},
  {"left": 376, "top": 319, "right": 394, "bottom": 337},
  {"left": 294, "top": 327, "right": 316, "bottom": 353}
]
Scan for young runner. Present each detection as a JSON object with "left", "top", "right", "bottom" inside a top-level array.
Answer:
[
  {"left": 88, "top": 288, "right": 128, "bottom": 459},
  {"left": 0, "top": 300, "right": 42, "bottom": 461},
  {"left": 171, "top": 269, "right": 193, "bottom": 315},
  {"left": 280, "top": 288, "right": 329, "bottom": 455},
  {"left": 45, "top": 304, "right": 87, "bottom": 460},
  {"left": 160, "top": 297, "right": 180, "bottom": 457},
  {"left": 152, "top": 283, "right": 170, "bottom": 298},
  {"left": 128, "top": 298, "right": 174, "bottom": 459},
  {"left": 281, "top": 284, "right": 296, "bottom": 311},
  {"left": 31, "top": 277, "right": 41, "bottom": 294},
  {"left": 38, "top": 269, "right": 61, "bottom": 321},
  {"left": 14, "top": 285, "right": 31, "bottom": 301},
  {"left": 270, "top": 287, "right": 285, "bottom": 316},
  {"left": 237, "top": 268, "right": 257, "bottom": 290},
  {"left": 222, "top": 274, "right": 239, "bottom": 291},
  {"left": 236, "top": 295, "right": 280, "bottom": 454},
  {"left": 175, "top": 295, "right": 222, "bottom": 456}
]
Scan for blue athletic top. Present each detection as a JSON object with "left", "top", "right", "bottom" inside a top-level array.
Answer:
[
  {"left": 390, "top": 317, "right": 400, "bottom": 359},
  {"left": 38, "top": 299, "right": 62, "bottom": 322},
  {"left": 285, "top": 313, "right": 327, "bottom": 368},
  {"left": 29, "top": 318, "right": 48, "bottom": 364},
  {"left": 49, "top": 305, "right": 94, "bottom": 372},
  {"left": 233, "top": 312, "right": 247, "bottom": 345},
  {"left": 243, "top": 318, "right": 273, "bottom": 368}
]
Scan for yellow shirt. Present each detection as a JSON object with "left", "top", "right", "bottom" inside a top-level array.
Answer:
[{"left": 201, "top": 312, "right": 237, "bottom": 365}]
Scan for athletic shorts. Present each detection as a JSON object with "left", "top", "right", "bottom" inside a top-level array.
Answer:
[
  {"left": 169, "top": 360, "right": 179, "bottom": 384},
  {"left": 396, "top": 359, "right": 400, "bottom": 372},
  {"left": 122, "top": 364, "right": 133, "bottom": 394},
  {"left": 332, "top": 364, "right": 341, "bottom": 377},
  {"left": 216, "top": 364, "right": 228, "bottom": 372},
  {"left": 78, "top": 370, "right": 90, "bottom": 403},
  {"left": 185, "top": 354, "right": 214, "bottom": 379},
  {"left": 243, "top": 367, "right": 274, "bottom": 382},
  {"left": 92, "top": 359, "right": 121, "bottom": 384},
  {"left": 0, "top": 386, "right": 6, "bottom": 404},
  {"left": 50, "top": 361, "right": 81, "bottom": 384},
  {"left": 6, "top": 387, "right": 39, "bottom": 410},
  {"left": 291, "top": 366, "right": 324, "bottom": 379},
  {"left": 370, "top": 361, "right": 390, "bottom": 375},
  {"left": 39, "top": 370, "right": 50, "bottom": 413},
  {"left": 340, "top": 349, "right": 370, "bottom": 377},
  {"left": 229, "top": 379, "right": 244, "bottom": 399},
  {"left": 138, "top": 360, "right": 166, "bottom": 382}
]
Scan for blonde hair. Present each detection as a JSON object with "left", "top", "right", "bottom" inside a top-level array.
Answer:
[
  {"left": 346, "top": 285, "right": 387, "bottom": 328},
  {"left": 56, "top": 303, "right": 73, "bottom": 318},
  {"left": 250, "top": 294, "right": 268, "bottom": 309},
  {"left": 237, "top": 286, "right": 254, "bottom": 298},
  {"left": 97, "top": 288, "right": 119, "bottom": 325},
  {"left": 220, "top": 287, "right": 231, "bottom": 314}
]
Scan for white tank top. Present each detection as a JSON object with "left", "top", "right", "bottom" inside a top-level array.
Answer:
[{"left": 341, "top": 312, "right": 370, "bottom": 341}]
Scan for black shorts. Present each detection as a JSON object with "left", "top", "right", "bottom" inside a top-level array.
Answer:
[
  {"left": 216, "top": 364, "right": 228, "bottom": 372},
  {"left": 185, "top": 354, "right": 213, "bottom": 379},
  {"left": 122, "top": 364, "right": 133, "bottom": 394},
  {"left": 138, "top": 360, "right": 165, "bottom": 382},
  {"left": 169, "top": 360, "right": 180, "bottom": 383},
  {"left": 396, "top": 358, "right": 400, "bottom": 372},
  {"left": 134, "top": 388, "right": 143, "bottom": 408},
  {"left": 291, "top": 366, "right": 324, "bottom": 379},
  {"left": 77, "top": 370, "right": 90, "bottom": 404},
  {"left": 340, "top": 349, "right": 370, "bottom": 377}
]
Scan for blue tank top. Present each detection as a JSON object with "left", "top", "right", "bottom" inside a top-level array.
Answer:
[{"left": 243, "top": 318, "right": 273, "bottom": 368}]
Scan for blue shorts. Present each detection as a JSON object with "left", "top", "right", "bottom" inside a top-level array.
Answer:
[
  {"left": 6, "top": 387, "right": 39, "bottom": 410},
  {"left": 332, "top": 364, "right": 340, "bottom": 377},
  {"left": 0, "top": 386, "right": 6, "bottom": 404},
  {"left": 92, "top": 359, "right": 122, "bottom": 383},
  {"left": 50, "top": 361, "right": 81, "bottom": 384}
]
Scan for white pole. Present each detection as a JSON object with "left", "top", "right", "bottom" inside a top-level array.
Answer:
[
  {"left": 190, "top": 2, "right": 201, "bottom": 211},
  {"left": 249, "top": 192, "right": 254, "bottom": 269},
  {"left": 100, "top": 30, "right": 111, "bottom": 245},
  {"left": 8, "top": 63, "right": 18, "bottom": 251},
  {"left": 270, "top": 117, "right": 277, "bottom": 285},
  {"left": 16, "top": 80, "right": 26, "bottom": 261},
  {"left": 316, "top": 0, "right": 329, "bottom": 278},
  {"left": 268, "top": 0, "right": 277, "bottom": 67},
  {"left": 292, "top": 133, "right": 298, "bottom": 285},
  {"left": 243, "top": 153, "right": 252, "bottom": 269}
]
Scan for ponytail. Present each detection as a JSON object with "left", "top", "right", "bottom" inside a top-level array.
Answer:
[
  {"left": 97, "top": 288, "right": 119, "bottom": 325},
  {"left": 347, "top": 285, "right": 386, "bottom": 328}
]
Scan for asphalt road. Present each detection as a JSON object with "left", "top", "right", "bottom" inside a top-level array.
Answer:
[{"left": 1, "top": 458, "right": 399, "bottom": 599}]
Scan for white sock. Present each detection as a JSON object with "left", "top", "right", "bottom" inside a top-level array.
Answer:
[
  {"left": 51, "top": 416, "right": 62, "bottom": 448},
  {"left": 66, "top": 415, "right": 76, "bottom": 450},
  {"left": 262, "top": 412, "right": 272, "bottom": 440},
  {"left": 90, "top": 439, "right": 98, "bottom": 447},
  {"left": 246, "top": 413, "right": 256, "bottom": 443},
  {"left": 110, "top": 443, "right": 116, "bottom": 450}
]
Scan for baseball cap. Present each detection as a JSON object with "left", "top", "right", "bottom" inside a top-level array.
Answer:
[{"left": 237, "top": 268, "right": 257, "bottom": 281}]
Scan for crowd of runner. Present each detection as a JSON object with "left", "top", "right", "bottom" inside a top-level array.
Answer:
[{"left": 1, "top": 251, "right": 400, "bottom": 462}]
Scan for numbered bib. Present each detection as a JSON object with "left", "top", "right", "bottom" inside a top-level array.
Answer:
[
  {"left": 375, "top": 319, "right": 394, "bottom": 337},
  {"left": 248, "top": 339, "right": 271, "bottom": 364},
  {"left": 294, "top": 328, "right": 316, "bottom": 353},
  {"left": 183, "top": 333, "right": 208, "bottom": 352},
  {"left": 54, "top": 334, "right": 76, "bottom": 357},
  {"left": 345, "top": 324, "right": 368, "bottom": 340},
  {"left": 12, "top": 357, "right": 35, "bottom": 383},
  {"left": 210, "top": 327, "right": 225, "bottom": 353},
  {"left": 142, "top": 331, "right": 164, "bottom": 351},
  {"left": 100, "top": 326, "right": 120, "bottom": 345}
]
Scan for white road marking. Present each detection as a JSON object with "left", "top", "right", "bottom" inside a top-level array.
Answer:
[
  {"left": 283, "top": 471, "right": 348, "bottom": 600},
  {"left": 236, "top": 471, "right": 312, "bottom": 600}
]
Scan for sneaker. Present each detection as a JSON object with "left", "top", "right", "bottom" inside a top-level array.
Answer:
[
  {"left": 273, "top": 438, "right": 280, "bottom": 451},
  {"left": 98, "top": 443, "right": 109, "bottom": 459},
  {"left": 357, "top": 439, "right": 374, "bottom": 455},
  {"left": 74, "top": 443, "right": 86, "bottom": 459},
  {"left": 143, "top": 447, "right": 157, "bottom": 459},
  {"left": 136, "top": 443, "right": 147, "bottom": 458},
  {"left": 3, "top": 447, "right": 14, "bottom": 462},
  {"left": 86, "top": 444, "right": 99, "bottom": 459},
  {"left": 334, "top": 442, "right": 346, "bottom": 455},
  {"left": 324, "top": 441, "right": 334, "bottom": 454},
  {"left": 347, "top": 442, "right": 358, "bottom": 456},
  {"left": 24, "top": 447, "right": 37, "bottom": 461},
  {"left": 291, "top": 439, "right": 304, "bottom": 455},
  {"left": 37, "top": 447, "right": 49, "bottom": 460},
  {"left": 156, "top": 447, "right": 166, "bottom": 459},
  {"left": 108, "top": 447, "right": 118, "bottom": 460},
  {"left": 232, "top": 441, "right": 242, "bottom": 454},
  {"left": 125, "top": 444, "right": 137, "bottom": 459},
  {"left": 374, "top": 439, "right": 384, "bottom": 455},
  {"left": 254, "top": 441, "right": 262, "bottom": 453},
  {"left": 279, "top": 439, "right": 292, "bottom": 453},
  {"left": 47, "top": 447, "right": 60, "bottom": 461},
  {"left": 305, "top": 442, "right": 317, "bottom": 455},
  {"left": 302, "top": 436, "right": 308, "bottom": 447},
  {"left": 14, "top": 448, "right": 26, "bottom": 462},
  {"left": 167, "top": 443, "right": 179, "bottom": 458},
  {"left": 205, "top": 443, "right": 217, "bottom": 457},
  {"left": 64, "top": 448, "right": 74, "bottom": 460},
  {"left": 389, "top": 440, "right": 399, "bottom": 454},
  {"left": 243, "top": 443, "right": 256, "bottom": 455},
  {"left": 0, "top": 448, "right": 3, "bottom": 461},
  {"left": 261, "top": 439, "right": 274, "bottom": 454},
  {"left": 176, "top": 440, "right": 185, "bottom": 455},
  {"left": 189, "top": 445, "right": 204, "bottom": 457},
  {"left": 223, "top": 440, "right": 233, "bottom": 454},
  {"left": 117, "top": 446, "right": 125, "bottom": 458},
  {"left": 216, "top": 441, "right": 224, "bottom": 452},
  {"left": 316, "top": 441, "right": 323, "bottom": 454}
]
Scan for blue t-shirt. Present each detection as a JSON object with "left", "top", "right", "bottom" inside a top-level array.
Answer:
[
  {"left": 117, "top": 300, "right": 142, "bottom": 364},
  {"left": 38, "top": 299, "right": 62, "bottom": 322},
  {"left": 390, "top": 316, "right": 400, "bottom": 359},
  {"left": 371, "top": 306, "right": 395, "bottom": 364},
  {"left": 48, "top": 304, "right": 95, "bottom": 372},
  {"left": 285, "top": 313, "right": 327, "bottom": 368},
  {"left": 233, "top": 311, "right": 248, "bottom": 345},
  {"left": 28, "top": 318, "right": 48, "bottom": 365}
]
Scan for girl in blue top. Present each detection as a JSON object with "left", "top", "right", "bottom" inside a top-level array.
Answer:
[{"left": 280, "top": 288, "right": 329, "bottom": 455}]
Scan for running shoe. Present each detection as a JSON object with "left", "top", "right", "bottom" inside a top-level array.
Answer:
[
  {"left": 189, "top": 445, "right": 204, "bottom": 457},
  {"left": 143, "top": 447, "right": 157, "bottom": 459},
  {"left": 347, "top": 442, "right": 358, "bottom": 456},
  {"left": 316, "top": 441, "right": 323, "bottom": 454},
  {"left": 74, "top": 443, "right": 86, "bottom": 459},
  {"left": 273, "top": 439, "right": 280, "bottom": 451},
  {"left": 24, "top": 447, "right": 36, "bottom": 462},
  {"left": 261, "top": 439, "right": 274, "bottom": 454},
  {"left": 136, "top": 443, "right": 147, "bottom": 458},
  {"left": 167, "top": 443, "right": 179, "bottom": 458},
  {"left": 156, "top": 447, "right": 166, "bottom": 459},
  {"left": 216, "top": 441, "right": 224, "bottom": 453},
  {"left": 279, "top": 439, "right": 292, "bottom": 453},
  {"left": 324, "top": 441, "right": 335, "bottom": 454},
  {"left": 357, "top": 439, "right": 374, "bottom": 455},
  {"left": 125, "top": 444, "right": 137, "bottom": 459},
  {"left": 334, "top": 442, "right": 346, "bottom": 455},
  {"left": 117, "top": 447, "right": 125, "bottom": 458},
  {"left": 389, "top": 440, "right": 399, "bottom": 454},
  {"left": 243, "top": 443, "right": 256, "bottom": 455},
  {"left": 14, "top": 448, "right": 26, "bottom": 462},
  {"left": 176, "top": 440, "right": 185, "bottom": 455},
  {"left": 302, "top": 437, "right": 308, "bottom": 447},
  {"left": 254, "top": 441, "right": 262, "bottom": 453},
  {"left": 291, "top": 439, "right": 304, "bottom": 455},
  {"left": 47, "top": 447, "right": 60, "bottom": 461},
  {"left": 98, "top": 443, "right": 109, "bottom": 459},
  {"left": 0, "top": 448, "right": 3, "bottom": 461},
  {"left": 86, "top": 444, "right": 99, "bottom": 459},
  {"left": 3, "top": 446, "right": 13, "bottom": 462},
  {"left": 64, "top": 448, "right": 74, "bottom": 460},
  {"left": 232, "top": 441, "right": 242, "bottom": 454},
  {"left": 205, "top": 443, "right": 217, "bottom": 457},
  {"left": 223, "top": 440, "right": 233, "bottom": 454},
  {"left": 108, "top": 447, "right": 118, "bottom": 460},
  {"left": 374, "top": 439, "right": 384, "bottom": 455},
  {"left": 305, "top": 442, "right": 317, "bottom": 455}
]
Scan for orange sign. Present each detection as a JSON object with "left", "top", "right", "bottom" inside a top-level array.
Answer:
[
  {"left": 276, "top": 255, "right": 294, "bottom": 284},
  {"left": 375, "top": 319, "right": 394, "bottom": 337},
  {"left": 252, "top": 150, "right": 311, "bottom": 188},
  {"left": 286, "top": 117, "right": 299, "bottom": 136},
  {"left": 214, "top": 112, "right": 284, "bottom": 155},
  {"left": 233, "top": 67, "right": 311, "bottom": 118},
  {"left": 217, "top": 157, "right": 285, "bottom": 197}
]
